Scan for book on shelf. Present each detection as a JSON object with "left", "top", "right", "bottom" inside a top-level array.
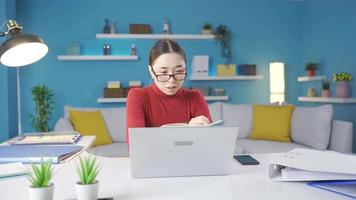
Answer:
[
  {"left": 7, "top": 131, "right": 82, "bottom": 145},
  {"left": 161, "top": 120, "right": 224, "bottom": 127},
  {"left": 0, "top": 145, "right": 84, "bottom": 164}
]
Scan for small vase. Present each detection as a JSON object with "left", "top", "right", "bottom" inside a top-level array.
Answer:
[
  {"left": 28, "top": 183, "right": 54, "bottom": 200},
  {"left": 336, "top": 81, "right": 351, "bottom": 98},
  {"left": 307, "top": 70, "right": 315, "bottom": 77},
  {"left": 76, "top": 181, "right": 99, "bottom": 200},
  {"left": 321, "top": 90, "right": 331, "bottom": 98},
  {"left": 307, "top": 87, "right": 317, "bottom": 97},
  {"left": 202, "top": 29, "right": 213, "bottom": 35}
]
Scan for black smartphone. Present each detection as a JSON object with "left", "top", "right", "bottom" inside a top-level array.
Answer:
[{"left": 233, "top": 155, "right": 259, "bottom": 165}]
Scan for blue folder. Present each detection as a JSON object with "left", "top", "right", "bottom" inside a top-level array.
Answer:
[
  {"left": 0, "top": 145, "right": 83, "bottom": 164},
  {"left": 308, "top": 180, "right": 356, "bottom": 199}
]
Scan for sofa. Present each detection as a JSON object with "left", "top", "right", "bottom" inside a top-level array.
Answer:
[{"left": 54, "top": 102, "right": 354, "bottom": 157}]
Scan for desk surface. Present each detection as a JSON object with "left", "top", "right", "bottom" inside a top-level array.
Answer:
[{"left": 0, "top": 153, "right": 348, "bottom": 200}]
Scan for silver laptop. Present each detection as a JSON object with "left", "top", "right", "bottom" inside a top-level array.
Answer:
[{"left": 129, "top": 127, "right": 238, "bottom": 178}]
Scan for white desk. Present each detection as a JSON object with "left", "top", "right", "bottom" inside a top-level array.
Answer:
[{"left": 0, "top": 153, "right": 348, "bottom": 200}]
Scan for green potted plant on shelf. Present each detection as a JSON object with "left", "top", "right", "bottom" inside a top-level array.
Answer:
[
  {"left": 305, "top": 63, "right": 318, "bottom": 77},
  {"left": 30, "top": 84, "right": 54, "bottom": 132},
  {"left": 202, "top": 23, "right": 213, "bottom": 35},
  {"left": 333, "top": 72, "right": 352, "bottom": 98},
  {"left": 76, "top": 155, "right": 100, "bottom": 200},
  {"left": 214, "top": 24, "right": 235, "bottom": 76},
  {"left": 321, "top": 80, "right": 331, "bottom": 98},
  {"left": 27, "top": 159, "right": 54, "bottom": 200}
]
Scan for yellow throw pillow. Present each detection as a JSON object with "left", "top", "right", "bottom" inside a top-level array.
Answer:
[
  {"left": 69, "top": 110, "right": 112, "bottom": 147},
  {"left": 250, "top": 105, "right": 295, "bottom": 142}
]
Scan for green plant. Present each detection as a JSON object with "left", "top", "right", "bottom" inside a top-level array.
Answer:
[
  {"left": 203, "top": 23, "right": 212, "bottom": 30},
  {"left": 28, "top": 159, "right": 53, "bottom": 188},
  {"left": 214, "top": 24, "right": 232, "bottom": 64},
  {"left": 30, "top": 84, "right": 54, "bottom": 132},
  {"left": 305, "top": 63, "right": 318, "bottom": 71},
  {"left": 77, "top": 156, "right": 100, "bottom": 185},
  {"left": 333, "top": 72, "right": 352, "bottom": 81},
  {"left": 322, "top": 80, "right": 330, "bottom": 90}
]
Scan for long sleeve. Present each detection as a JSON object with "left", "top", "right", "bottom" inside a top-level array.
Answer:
[
  {"left": 192, "top": 91, "right": 213, "bottom": 123},
  {"left": 126, "top": 88, "right": 146, "bottom": 146}
]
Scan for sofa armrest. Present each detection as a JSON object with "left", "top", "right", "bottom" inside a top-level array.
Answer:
[
  {"left": 54, "top": 118, "right": 74, "bottom": 131},
  {"left": 329, "top": 120, "right": 353, "bottom": 153}
]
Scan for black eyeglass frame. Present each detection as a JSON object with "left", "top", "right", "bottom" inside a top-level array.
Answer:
[{"left": 150, "top": 66, "right": 187, "bottom": 82}]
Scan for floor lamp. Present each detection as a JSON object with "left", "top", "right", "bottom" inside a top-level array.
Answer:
[{"left": 0, "top": 20, "right": 48, "bottom": 135}]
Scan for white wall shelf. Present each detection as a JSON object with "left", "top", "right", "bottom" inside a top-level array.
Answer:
[
  {"left": 97, "top": 98, "right": 127, "bottom": 103},
  {"left": 298, "top": 96, "right": 356, "bottom": 103},
  {"left": 96, "top": 33, "right": 214, "bottom": 40},
  {"left": 189, "top": 75, "right": 263, "bottom": 81},
  {"left": 297, "top": 76, "right": 326, "bottom": 82},
  {"left": 97, "top": 96, "right": 228, "bottom": 103},
  {"left": 57, "top": 55, "right": 138, "bottom": 61}
]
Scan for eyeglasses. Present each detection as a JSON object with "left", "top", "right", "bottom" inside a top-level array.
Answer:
[{"left": 151, "top": 67, "right": 187, "bottom": 82}]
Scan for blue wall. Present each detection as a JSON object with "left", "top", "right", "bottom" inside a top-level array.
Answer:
[
  {"left": 301, "top": 0, "right": 356, "bottom": 150},
  {"left": 2, "top": 0, "right": 354, "bottom": 151},
  {"left": 0, "top": 0, "right": 17, "bottom": 141},
  {"left": 15, "top": 0, "right": 303, "bottom": 132}
]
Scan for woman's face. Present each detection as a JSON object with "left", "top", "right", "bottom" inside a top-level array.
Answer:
[{"left": 149, "top": 53, "right": 186, "bottom": 95}]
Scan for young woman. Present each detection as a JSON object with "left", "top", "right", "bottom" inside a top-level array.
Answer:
[{"left": 126, "top": 39, "right": 212, "bottom": 145}]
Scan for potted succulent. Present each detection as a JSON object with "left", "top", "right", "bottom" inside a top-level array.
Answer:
[
  {"left": 214, "top": 24, "right": 235, "bottom": 76},
  {"left": 321, "top": 80, "right": 331, "bottom": 97},
  {"left": 76, "top": 155, "right": 100, "bottom": 200},
  {"left": 202, "top": 23, "right": 213, "bottom": 35},
  {"left": 305, "top": 63, "right": 318, "bottom": 77},
  {"left": 333, "top": 72, "right": 352, "bottom": 98},
  {"left": 27, "top": 159, "right": 54, "bottom": 200}
]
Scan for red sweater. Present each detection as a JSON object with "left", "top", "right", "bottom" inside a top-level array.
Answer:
[{"left": 126, "top": 84, "right": 212, "bottom": 145}]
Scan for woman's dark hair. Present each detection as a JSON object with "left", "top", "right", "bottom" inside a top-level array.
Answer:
[{"left": 149, "top": 39, "right": 186, "bottom": 66}]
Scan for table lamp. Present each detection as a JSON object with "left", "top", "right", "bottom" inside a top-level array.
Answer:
[{"left": 0, "top": 20, "right": 48, "bottom": 134}]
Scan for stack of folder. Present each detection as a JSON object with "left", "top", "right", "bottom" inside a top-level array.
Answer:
[
  {"left": 0, "top": 145, "right": 83, "bottom": 164},
  {"left": 6, "top": 131, "right": 82, "bottom": 145},
  {"left": 0, "top": 131, "right": 84, "bottom": 164}
]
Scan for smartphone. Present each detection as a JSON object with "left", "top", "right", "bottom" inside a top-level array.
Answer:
[{"left": 233, "top": 155, "right": 259, "bottom": 165}]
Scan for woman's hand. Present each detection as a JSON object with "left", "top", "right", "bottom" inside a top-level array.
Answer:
[{"left": 188, "top": 115, "right": 210, "bottom": 126}]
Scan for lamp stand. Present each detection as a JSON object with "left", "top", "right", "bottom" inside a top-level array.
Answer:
[{"left": 17, "top": 67, "right": 22, "bottom": 135}]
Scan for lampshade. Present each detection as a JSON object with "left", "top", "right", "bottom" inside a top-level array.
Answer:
[
  {"left": 0, "top": 20, "right": 48, "bottom": 67},
  {"left": 0, "top": 34, "right": 48, "bottom": 67}
]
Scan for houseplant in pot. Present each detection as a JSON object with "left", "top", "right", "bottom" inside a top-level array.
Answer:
[
  {"left": 76, "top": 155, "right": 100, "bottom": 200},
  {"left": 333, "top": 72, "right": 352, "bottom": 98},
  {"left": 27, "top": 159, "right": 54, "bottom": 200},
  {"left": 202, "top": 23, "right": 213, "bottom": 35},
  {"left": 30, "top": 84, "right": 54, "bottom": 132},
  {"left": 321, "top": 80, "right": 331, "bottom": 97},
  {"left": 214, "top": 24, "right": 235, "bottom": 76},
  {"left": 305, "top": 63, "right": 318, "bottom": 77}
]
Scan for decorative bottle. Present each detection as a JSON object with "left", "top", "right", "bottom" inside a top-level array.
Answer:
[
  {"left": 163, "top": 18, "right": 170, "bottom": 34},
  {"left": 103, "top": 44, "right": 111, "bottom": 55},
  {"left": 103, "top": 19, "right": 111, "bottom": 34},
  {"left": 110, "top": 21, "right": 117, "bottom": 34},
  {"left": 131, "top": 44, "right": 137, "bottom": 55}
]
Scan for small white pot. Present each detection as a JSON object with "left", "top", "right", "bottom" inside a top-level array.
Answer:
[
  {"left": 28, "top": 183, "right": 54, "bottom": 200},
  {"left": 75, "top": 181, "right": 99, "bottom": 200}
]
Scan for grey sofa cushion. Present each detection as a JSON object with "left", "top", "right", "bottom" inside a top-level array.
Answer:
[
  {"left": 88, "top": 142, "right": 129, "bottom": 157},
  {"left": 222, "top": 104, "right": 253, "bottom": 139},
  {"left": 208, "top": 102, "right": 222, "bottom": 122},
  {"left": 236, "top": 139, "right": 311, "bottom": 154},
  {"left": 291, "top": 105, "right": 333, "bottom": 150}
]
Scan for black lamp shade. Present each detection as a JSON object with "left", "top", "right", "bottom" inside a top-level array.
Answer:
[{"left": 0, "top": 34, "right": 48, "bottom": 67}]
